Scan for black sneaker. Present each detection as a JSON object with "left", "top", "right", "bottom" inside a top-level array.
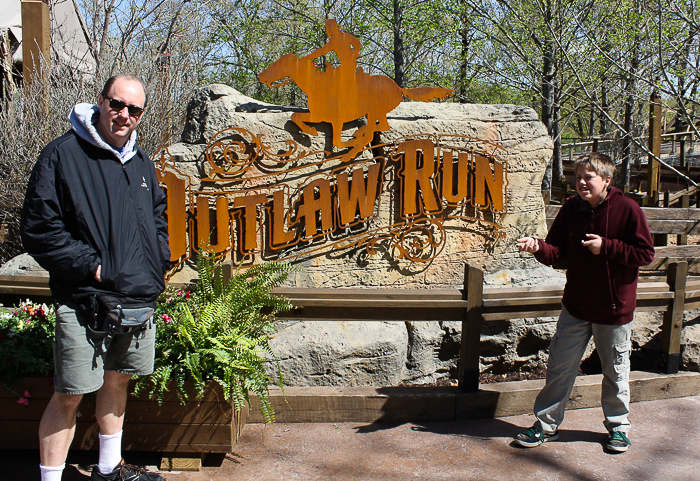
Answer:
[
  {"left": 90, "top": 459, "right": 165, "bottom": 481},
  {"left": 513, "top": 425, "right": 559, "bottom": 447},
  {"left": 606, "top": 431, "right": 631, "bottom": 453}
]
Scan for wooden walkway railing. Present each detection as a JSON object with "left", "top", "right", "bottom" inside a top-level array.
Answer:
[
  {"left": 2, "top": 262, "right": 696, "bottom": 393},
  {"left": 546, "top": 204, "right": 700, "bottom": 272},
  {"left": 275, "top": 262, "right": 696, "bottom": 391}
]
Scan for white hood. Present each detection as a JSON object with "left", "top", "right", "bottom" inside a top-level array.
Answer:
[{"left": 69, "top": 103, "right": 138, "bottom": 164}]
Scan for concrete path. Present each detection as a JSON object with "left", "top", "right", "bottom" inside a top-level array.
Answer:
[{"left": 5, "top": 395, "right": 700, "bottom": 480}]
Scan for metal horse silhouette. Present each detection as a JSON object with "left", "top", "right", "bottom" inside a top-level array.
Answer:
[{"left": 258, "top": 19, "right": 453, "bottom": 159}]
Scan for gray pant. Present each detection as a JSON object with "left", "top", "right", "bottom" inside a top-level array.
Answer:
[
  {"left": 534, "top": 305, "right": 632, "bottom": 435},
  {"left": 54, "top": 301, "right": 156, "bottom": 395}
]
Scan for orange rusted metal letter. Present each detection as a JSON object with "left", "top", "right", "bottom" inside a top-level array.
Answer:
[
  {"left": 158, "top": 171, "right": 188, "bottom": 262},
  {"left": 473, "top": 154, "right": 504, "bottom": 211},
  {"left": 233, "top": 193, "right": 267, "bottom": 252},
  {"left": 336, "top": 163, "right": 382, "bottom": 227},
  {"left": 196, "top": 196, "right": 231, "bottom": 254},
  {"left": 398, "top": 139, "right": 441, "bottom": 217},
  {"left": 296, "top": 178, "right": 333, "bottom": 239},
  {"left": 270, "top": 190, "right": 297, "bottom": 248},
  {"left": 441, "top": 150, "right": 470, "bottom": 205}
]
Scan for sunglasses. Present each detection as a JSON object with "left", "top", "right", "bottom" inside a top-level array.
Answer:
[{"left": 105, "top": 97, "right": 144, "bottom": 117}]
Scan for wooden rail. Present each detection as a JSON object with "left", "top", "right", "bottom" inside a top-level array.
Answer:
[
  {"left": 2, "top": 263, "right": 694, "bottom": 392},
  {"left": 545, "top": 205, "right": 700, "bottom": 272},
  {"left": 275, "top": 262, "right": 693, "bottom": 391}
]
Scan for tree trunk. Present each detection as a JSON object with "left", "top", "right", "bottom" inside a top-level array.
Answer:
[
  {"left": 599, "top": 82, "right": 608, "bottom": 136},
  {"left": 393, "top": 0, "right": 405, "bottom": 88},
  {"left": 541, "top": 39, "right": 555, "bottom": 192},
  {"left": 458, "top": 24, "right": 469, "bottom": 104},
  {"left": 621, "top": 0, "right": 641, "bottom": 187},
  {"left": 552, "top": 98, "right": 563, "bottom": 184}
]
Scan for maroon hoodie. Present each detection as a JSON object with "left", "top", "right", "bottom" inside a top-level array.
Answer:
[{"left": 534, "top": 187, "right": 655, "bottom": 325}]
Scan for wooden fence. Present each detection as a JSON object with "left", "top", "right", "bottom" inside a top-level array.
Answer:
[
  {"left": 274, "top": 262, "right": 696, "bottom": 391},
  {"left": 2, "top": 261, "right": 697, "bottom": 393},
  {"left": 545, "top": 204, "right": 700, "bottom": 272}
]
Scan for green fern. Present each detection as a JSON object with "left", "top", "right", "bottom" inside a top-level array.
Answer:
[{"left": 134, "top": 251, "right": 294, "bottom": 422}]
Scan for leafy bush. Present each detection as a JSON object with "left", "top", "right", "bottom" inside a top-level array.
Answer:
[
  {"left": 0, "top": 301, "right": 56, "bottom": 388},
  {"left": 134, "top": 252, "right": 294, "bottom": 423}
]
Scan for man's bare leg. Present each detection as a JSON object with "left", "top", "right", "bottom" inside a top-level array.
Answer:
[
  {"left": 95, "top": 371, "right": 131, "bottom": 434},
  {"left": 92, "top": 370, "right": 132, "bottom": 475},
  {"left": 39, "top": 392, "right": 83, "bottom": 466}
]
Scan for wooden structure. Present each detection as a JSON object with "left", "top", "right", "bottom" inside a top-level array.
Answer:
[
  {"left": 545, "top": 204, "right": 700, "bottom": 273},
  {"left": 274, "top": 261, "right": 698, "bottom": 391},
  {"left": 1, "top": 264, "right": 699, "bottom": 442},
  {"left": 20, "top": 0, "right": 50, "bottom": 85},
  {"left": 245, "top": 371, "right": 699, "bottom": 423},
  {"left": 2, "top": 260, "right": 698, "bottom": 389},
  {"left": 0, "top": 379, "right": 246, "bottom": 470}
]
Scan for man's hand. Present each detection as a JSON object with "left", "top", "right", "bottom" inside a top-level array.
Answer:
[
  {"left": 517, "top": 237, "right": 539, "bottom": 253},
  {"left": 95, "top": 265, "right": 102, "bottom": 282},
  {"left": 581, "top": 234, "right": 603, "bottom": 255}
]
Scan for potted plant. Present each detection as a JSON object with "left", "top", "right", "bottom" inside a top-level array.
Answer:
[{"left": 135, "top": 249, "right": 294, "bottom": 423}]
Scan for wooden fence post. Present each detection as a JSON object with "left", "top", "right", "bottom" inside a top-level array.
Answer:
[
  {"left": 648, "top": 90, "right": 662, "bottom": 198},
  {"left": 21, "top": 0, "right": 50, "bottom": 86},
  {"left": 678, "top": 195, "right": 689, "bottom": 246},
  {"left": 222, "top": 261, "right": 233, "bottom": 284},
  {"left": 458, "top": 264, "right": 483, "bottom": 392},
  {"left": 660, "top": 261, "right": 687, "bottom": 374},
  {"left": 679, "top": 138, "right": 687, "bottom": 171}
]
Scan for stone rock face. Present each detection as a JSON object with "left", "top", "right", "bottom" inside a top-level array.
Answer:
[
  {"left": 166, "top": 85, "right": 553, "bottom": 286},
  {"left": 0, "top": 253, "right": 46, "bottom": 276},
  {"left": 270, "top": 320, "right": 408, "bottom": 386}
]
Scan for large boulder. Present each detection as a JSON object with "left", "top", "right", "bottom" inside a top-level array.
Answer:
[
  {"left": 0, "top": 253, "right": 46, "bottom": 276},
  {"left": 162, "top": 85, "right": 554, "bottom": 385}
]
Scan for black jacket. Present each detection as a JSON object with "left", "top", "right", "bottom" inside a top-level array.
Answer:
[{"left": 21, "top": 130, "right": 170, "bottom": 304}]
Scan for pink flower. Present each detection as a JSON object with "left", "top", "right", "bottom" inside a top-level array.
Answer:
[
  {"left": 23, "top": 390, "right": 31, "bottom": 398},
  {"left": 17, "top": 397, "right": 29, "bottom": 406},
  {"left": 160, "top": 314, "right": 172, "bottom": 323}
]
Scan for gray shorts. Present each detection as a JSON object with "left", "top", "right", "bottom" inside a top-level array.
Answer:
[{"left": 53, "top": 301, "right": 156, "bottom": 395}]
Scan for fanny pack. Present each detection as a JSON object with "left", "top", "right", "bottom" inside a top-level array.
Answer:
[{"left": 84, "top": 294, "right": 155, "bottom": 339}]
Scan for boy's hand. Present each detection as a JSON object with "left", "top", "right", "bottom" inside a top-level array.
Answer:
[
  {"left": 517, "top": 237, "right": 539, "bottom": 253},
  {"left": 582, "top": 234, "right": 603, "bottom": 255}
]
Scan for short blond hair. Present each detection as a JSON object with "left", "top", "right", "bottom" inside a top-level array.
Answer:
[{"left": 574, "top": 152, "right": 614, "bottom": 180}]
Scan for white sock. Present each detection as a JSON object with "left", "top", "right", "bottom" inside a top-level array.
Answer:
[
  {"left": 40, "top": 463, "right": 65, "bottom": 481},
  {"left": 97, "top": 431, "right": 123, "bottom": 474}
]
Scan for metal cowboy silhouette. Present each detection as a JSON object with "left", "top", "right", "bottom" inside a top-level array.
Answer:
[{"left": 258, "top": 19, "right": 453, "bottom": 159}]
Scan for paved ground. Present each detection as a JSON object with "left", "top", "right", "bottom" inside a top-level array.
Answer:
[{"left": 4, "top": 395, "right": 700, "bottom": 481}]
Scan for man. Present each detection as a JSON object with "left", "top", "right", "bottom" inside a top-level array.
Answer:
[
  {"left": 303, "top": 18, "right": 362, "bottom": 91},
  {"left": 514, "top": 152, "right": 654, "bottom": 453},
  {"left": 21, "top": 75, "right": 170, "bottom": 481}
]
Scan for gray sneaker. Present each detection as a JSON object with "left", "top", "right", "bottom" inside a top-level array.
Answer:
[
  {"left": 513, "top": 425, "right": 559, "bottom": 447},
  {"left": 90, "top": 460, "right": 165, "bottom": 481},
  {"left": 606, "top": 431, "right": 631, "bottom": 453}
]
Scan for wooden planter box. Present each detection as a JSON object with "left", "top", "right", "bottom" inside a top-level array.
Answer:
[{"left": 0, "top": 378, "right": 246, "bottom": 461}]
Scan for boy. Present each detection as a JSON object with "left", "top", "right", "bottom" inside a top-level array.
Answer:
[{"left": 514, "top": 152, "right": 654, "bottom": 453}]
